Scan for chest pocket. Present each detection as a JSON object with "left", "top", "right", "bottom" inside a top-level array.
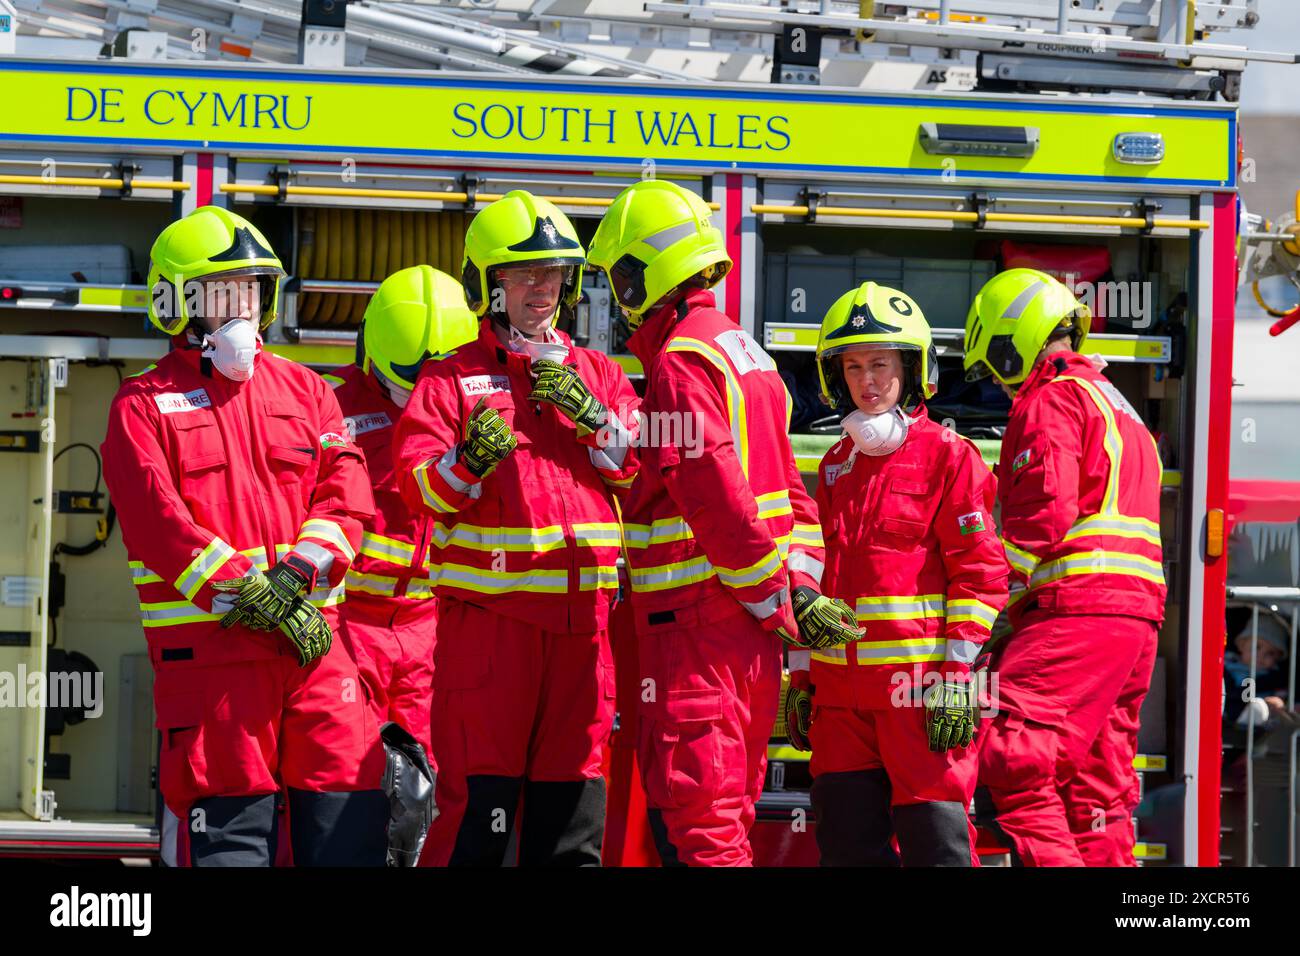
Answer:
[
  {"left": 261, "top": 399, "right": 318, "bottom": 486},
  {"left": 169, "top": 411, "right": 227, "bottom": 500},
  {"left": 877, "top": 477, "right": 939, "bottom": 544}
]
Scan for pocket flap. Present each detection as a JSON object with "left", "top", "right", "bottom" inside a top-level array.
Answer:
[
  {"left": 268, "top": 444, "right": 315, "bottom": 466},
  {"left": 661, "top": 688, "right": 723, "bottom": 724},
  {"left": 890, "top": 478, "right": 932, "bottom": 496},
  {"left": 182, "top": 450, "right": 227, "bottom": 474}
]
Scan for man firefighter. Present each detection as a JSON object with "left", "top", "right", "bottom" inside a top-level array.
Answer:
[
  {"left": 587, "top": 180, "right": 862, "bottom": 867},
  {"left": 324, "top": 265, "right": 477, "bottom": 865},
  {"left": 394, "top": 190, "right": 640, "bottom": 866},
  {"left": 102, "top": 206, "right": 387, "bottom": 866},
  {"left": 789, "top": 282, "right": 1008, "bottom": 866},
  {"left": 964, "top": 268, "right": 1166, "bottom": 866}
]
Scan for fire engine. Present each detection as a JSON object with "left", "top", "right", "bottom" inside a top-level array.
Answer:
[{"left": 0, "top": 0, "right": 1295, "bottom": 866}]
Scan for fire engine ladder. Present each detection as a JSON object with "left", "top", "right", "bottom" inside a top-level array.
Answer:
[{"left": 635, "top": 0, "right": 1297, "bottom": 97}]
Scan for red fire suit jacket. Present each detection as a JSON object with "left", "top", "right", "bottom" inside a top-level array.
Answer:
[
  {"left": 101, "top": 346, "right": 374, "bottom": 667},
  {"left": 324, "top": 364, "right": 435, "bottom": 613},
  {"left": 622, "top": 288, "right": 825, "bottom": 621},
  {"left": 800, "top": 408, "right": 1008, "bottom": 708},
  {"left": 394, "top": 321, "right": 639, "bottom": 634},
  {"left": 999, "top": 351, "right": 1166, "bottom": 626}
]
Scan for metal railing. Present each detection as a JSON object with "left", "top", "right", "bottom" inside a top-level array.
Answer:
[{"left": 1225, "top": 586, "right": 1300, "bottom": 867}]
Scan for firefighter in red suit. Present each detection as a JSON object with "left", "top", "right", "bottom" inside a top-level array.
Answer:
[
  {"left": 964, "top": 268, "right": 1166, "bottom": 866},
  {"left": 395, "top": 191, "right": 639, "bottom": 866},
  {"left": 102, "top": 207, "right": 386, "bottom": 866},
  {"left": 587, "top": 180, "right": 862, "bottom": 867},
  {"left": 325, "top": 265, "right": 478, "bottom": 760},
  {"left": 788, "top": 281, "right": 1008, "bottom": 866}
]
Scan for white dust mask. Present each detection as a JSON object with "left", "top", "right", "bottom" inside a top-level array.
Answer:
[
  {"left": 842, "top": 407, "right": 909, "bottom": 456},
  {"left": 202, "top": 319, "right": 260, "bottom": 382}
]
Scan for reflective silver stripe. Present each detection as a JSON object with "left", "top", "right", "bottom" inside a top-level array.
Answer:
[
  {"left": 306, "top": 581, "right": 347, "bottom": 607},
  {"left": 240, "top": 547, "right": 270, "bottom": 572},
  {"left": 946, "top": 638, "right": 982, "bottom": 665},
  {"left": 405, "top": 579, "right": 435, "bottom": 599},
  {"left": 345, "top": 570, "right": 399, "bottom": 597},
  {"left": 854, "top": 638, "right": 945, "bottom": 663},
  {"left": 1029, "top": 550, "right": 1166, "bottom": 588},
  {"left": 588, "top": 444, "right": 626, "bottom": 473},
  {"left": 811, "top": 646, "right": 848, "bottom": 664},
  {"left": 432, "top": 523, "right": 567, "bottom": 552},
  {"left": 129, "top": 562, "right": 163, "bottom": 585},
  {"left": 740, "top": 589, "right": 786, "bottom": 620},
  {"left": 854, "top": 595, "right": 946, "bottom": 620},
  {"left": 789, "top": 524, "right": 825, "bottom": 548},
  {"left": 436, "top": 447, "right": 477, "bottom": 495},
  {"left": 755, "top": 490, "right": 792, "bottom": 520},
  {"left": 572, "top": 524, "right": 623, "bottom": 548},
  {"left": 293, "top": 541, "right": 335, "bottom": 579},
  {"left": 641, "top": 220, "right": 698, "bottom": 252},
  {"left": 1064, "top": 514, "right": 1162, "bottom": 546},
  {"left": 623, "top": 519, "right": 694, "bottom": 548},
  {"left": 716, "top": 548, "right": 783, "bottom": 589},
  {"left": 628, "top": 556, "right": 716, "bottom": 592},
  {"left": 300, "top": 518, "right": 356, "bottom": 561},
  {"left": 787, "top": 550, "right": 825, "bottom": 585},
  {"left": 579, "top": 566, "right": 620, "bottom": 591},
  {"left": 1002, "top": 279, "right": 1047, "bottom": 319},
  {"left": 139, "top": 600, "right": 222, "bottom": 627},
  {"left": 174, "top": 537, "right": 237, "bottom": 601},
  {"left": 428, "top": 563, "right": 568, "bottom": 594},
  {"left": 1003, "top": 540, "right": 1038, "bottom": 577},
  {"left": 360, "top": 532, "right": 416, "bottom": 566},
  {"left": 945, "top": 598, "right": 999, "bottom": 629}
]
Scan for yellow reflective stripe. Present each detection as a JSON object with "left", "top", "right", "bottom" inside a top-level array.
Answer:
[
  {"left": 360, "top": 531, "right": 416, "bottom": 566},
  {"left": 1063, "top": 513, "right": 1162, "bottom": 547},
  {"left": 174, "top": 537, "right": 237, "bottom": 601},
  {"left": 1003, "top": 539, "right": 1039, "bottom": 579},
  {"left": 628, "top": 555, "right": 716, "bottom": 592},
  {"left": 572, "top": 523, "right": 623, "bottom": 548},
  {"left": 321, "top": 373, "right": 346, "bottom": 388},
  {"left": 431, "top": 522, "right": 567, "bottom": 553},
  {"left": 579, "top": 566, "right": 620, "bottom": 591},
  {"left": 812, "top": 646, "right": 848, "bottom": 665},
  {"left": 345, "top": 569, "right": 399, "bottom": 597},
  {"left": 428, "top": 562, "right": 568, "bottom": 594},
  {"left": 854, "top": 594, "right": 945, "bottom": 621},
  {"left": 139, "top": 600, "right": 222, "bottom": 627},
  {"left": 239, "top": 547, "right": 271, "bottom": 572},
  {"left": 855, "top": 638, "right": 945, "bottom": 665},
  {"left": 128, "top": 561, "right": 163, "bottom": 586},
  {"left": 790, "top": 523, "right": 824, "bottom": 548},
  {"left": 405, "top": 578, "right": 436, "bottom": 599},
  {"left": 624, "top": 517, "right": 695, "bottom": 549},
  {"left": 601, "top": 472, "right": 637, "bottom": 489},
  {"left": 666, "top": 336, "right": 749, "bottom": 478},
  {"left": 946, "top": 598, "right": 999, "bottom": 631},
  {"left": 1030, "top": 551, "right": 1166, "bottom": 588},
  {"left": 1057, "top": 376, "right": 1122, "bottom": 516},
  {"left": 755, "top": 490, "right": 792, "bottom": 520},
  {"left": 415, "top": 461, "right": 460, "bottom": 514},
  {"left": 300, "top": 518, "right": 356, "bottom": 560},
  {"left": 306, "top": 581, "right": 347, "bottom": 608},
  {"left": 715, "top": 547, "right": 783, "bottom": 589}
]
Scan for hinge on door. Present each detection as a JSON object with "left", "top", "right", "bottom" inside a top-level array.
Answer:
[{"left": 36, "top": 790, "right": 56, "bottom": 822}]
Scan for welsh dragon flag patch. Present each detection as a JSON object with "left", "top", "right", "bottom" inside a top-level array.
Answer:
[{"left": 958, "top": 511, "right": 986, "bottom": 535}]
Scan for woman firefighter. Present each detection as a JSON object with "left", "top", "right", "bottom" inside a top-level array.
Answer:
[{"left": 788, "top": 281, "right": 1009, "bottom": 866}]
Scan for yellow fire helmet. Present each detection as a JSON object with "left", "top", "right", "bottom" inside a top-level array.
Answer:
[
  {"left": 816, "top": 281, "right": 937, "bottom": 412},
  {"left": 357, "top": 265, "right": 478, "bottom": 390},
  {"left": 146, "top": 205, "right": 285, "bottom": 335},
  {"left": 963, "top": 268, "right": 1091, "bottom": 388}
]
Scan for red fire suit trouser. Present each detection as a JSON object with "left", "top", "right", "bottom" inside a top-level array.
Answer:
[
  {"left": 339, "top": 596, "right": 438, "bottom": 760},
  {"left": 420, "top": 598, "right": 616, "bottom": 867},
  {"left": 635, "top": 593, "right": 782, "bottom": 867},
  {"left": 977, "top": 610, "right": 1158, "bottom": 867},
  {"left": 154, "top": 642, "right": 387, "bottom": 866},
  {"left": 809, "top": 703, "right": 980, "bottom": 866}
]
